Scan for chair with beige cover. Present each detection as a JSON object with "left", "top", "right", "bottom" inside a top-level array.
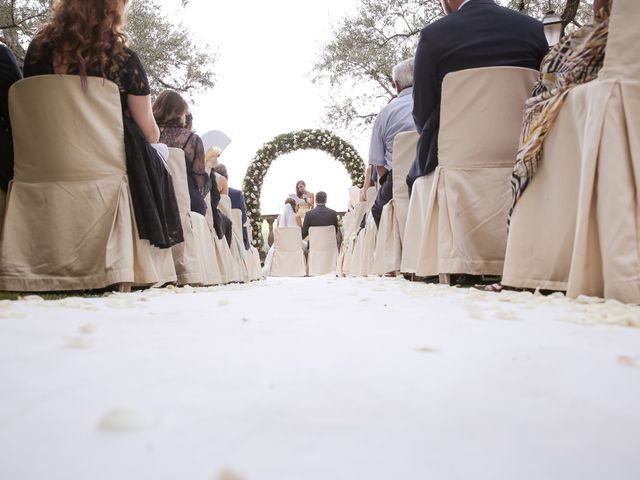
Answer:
[
  {"left": 0, "top": 76, "right": 176, "bottom": 291},
  {"left": 167, "top": 148, "right": 221, "bottom": 286},
  {"left": 219, "top": 194, "right": 249, "bottom": 282},
  {"left": 307, "top": 226, "right": 338, "bottom": 276},
  {"left": 414, "top": 67, "right": 538, "bottom": 279},
  {"left": 401, "top": 174, "right": 434, "bottom": 275},
  {"left": 373, "top": 131, "right": 419, "bottom": 275},
  {"left": 204, "top": 191, "right": 240, "bottom": 284},
  {"left": 264, "top": 227, "right": 307, "bottom": 277},
  {"left": 336, "top": 186, "right": 375, "bottom": 276},
  {"left": 348, "top": 186, "right": 378, "bottom": 276},
  {"left": 232, "top": 208, "right": 263, "bottom": 281},
  {"left": 503, "top": 0, "right": 640, "bottom": 303}
]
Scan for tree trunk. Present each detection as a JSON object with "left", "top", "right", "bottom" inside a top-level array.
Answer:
[{"left": 560, "top": 0, "right": 581, "bottom": 34}]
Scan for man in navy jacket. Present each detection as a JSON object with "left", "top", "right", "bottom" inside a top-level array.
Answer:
[{"left": 407, "top": 0, "right": 548, "bottom": 190}]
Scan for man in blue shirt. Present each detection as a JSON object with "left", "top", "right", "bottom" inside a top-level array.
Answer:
[{"left": 369, "top": 58, "right": 416, "bottom": 227}]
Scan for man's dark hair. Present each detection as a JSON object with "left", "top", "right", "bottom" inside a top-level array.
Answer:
[
  {"left": 213, "top": 163, "right": 228, "bottom": 179},
  {"left": 316, "top": 191, "right": 327, "bottom": 204}
]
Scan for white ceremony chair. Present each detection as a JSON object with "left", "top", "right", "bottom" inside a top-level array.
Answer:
[
  {"left": 348, "top": 186, "right": 378, "bottom": 276},
  {"left": 503, "top": 0, "right": 640, "bottom": 303},
  {"left": 373, "top": 131, "right": 419, "bottom": 275},
  {"left": 401, "top": 174, "right": 434, "bottom": 275},
  {"left": 232, "top": 208, "right": 263, "bottom": 281},
  {"left": 264, "top": 227, "right": 307, "bottom": 277},
  {"left": 204, "top": 191, "right": 240, "bottom": 284},
  {"left": 0, "top": 76, "right": 176, "bottom": 292},
  {"left": 308, "top": 226, "right": 339, "bottom": 276},
  {"left": 167, "top": 148, "right": 221, "bottom": 286},
  {"left": 220, "top": 194, "right": 249, "bottom": 282},
  {"left": 414, "top": 66, "right": 538, "bottom": 280},
  {"left": 337, "top": 186, "right": 374, "bottom": 276}
]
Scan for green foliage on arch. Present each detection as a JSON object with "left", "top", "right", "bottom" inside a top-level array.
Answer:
[{"left": 242, "top": 129, "right": 365, "bottom": 249}]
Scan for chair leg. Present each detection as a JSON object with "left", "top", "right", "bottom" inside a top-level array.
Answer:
[
  {"left": 117, "top": 282, "right": 132, "bottom": 293},
  {"left": 439, "top": 274, "right": 451, "bottom": 285}
]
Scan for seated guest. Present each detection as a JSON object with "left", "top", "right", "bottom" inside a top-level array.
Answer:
[
  {"left": 511, "top": 0, "right": 612, "bottom": 212},
  {"left": 153, "top": 89, "right": 211, "bottom": 216},
  {"left": 201, "top": 147, "right": 232, "bottom": 246},
  {"left": 206, "top": 147, "right": 229, "bottom": 195},
  {"left": 213, "top": 163, "right": 251, "bottom": 250},
  {"left": 369, "top": 57, "right": 416, "bottom": 227},
  {"left": 288, "top": 180, "right": 314, "bottom": 218},
  {"left": 407, "top": 0, "right": 548, "bottom": 192},
  {"left": 279, "top": 198, "right": 302, "bottom": 228},
  {"left": 302, "top": 191, "right": 341, "bottom": 246},
  {"left": 22, "top": 0, "right": 182, "bottom": 249},
  {"left": 1, "top": 44, "right": 22, "bottom": 193}
]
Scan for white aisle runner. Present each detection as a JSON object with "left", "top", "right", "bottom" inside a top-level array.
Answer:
[{"left": 0, "top": 277, "right": 639, "bottom": 480}]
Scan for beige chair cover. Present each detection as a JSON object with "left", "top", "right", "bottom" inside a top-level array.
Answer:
[
  {"left": 244, "top": 220, "right": 265, "bottom": 280},
  {"left": 336, "top": 189, "right": 371, "bottom": 276},
  {"left": 167, "top": 148, "right": 221, "bottom": 286},
  {"left": 307, "top": 226, "right": 338, "bottom": 276},
  {"left": 204, "top": 192, "right": 240, "bottom": 284},
  {"left": 348, "top": 187, "right": 379, "bottom": 276},
  {"left": 503, "top": 0, "right": 640, "bottom": 303},
  {"left": 373, "top": 131, "right": 419, "bottom": 275},
  {"left": 0, "top": 76, "right": 176, "bottom": 291},
  {"left": 265, "top": 227, "right": 307, "bottom": 277},
  {"left": 220, "top": 194, "right": 248, "bottom": 282},
  {"left": 232, "top": 208, "right": 262, "bottom": 281},
  {"left": 414, "top": 67, "right": 538, "bottom": 277},
  {"left": 400, "top": 174, "right": 434, "bottom": 274}
]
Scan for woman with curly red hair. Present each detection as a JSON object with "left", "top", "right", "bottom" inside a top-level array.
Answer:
[{"left": 22, "top": 0, "right": 183, "bottom": 249}]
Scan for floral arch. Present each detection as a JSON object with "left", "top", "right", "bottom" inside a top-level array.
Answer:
[{"left": 242, "top": 129, "right": 365, "bottom": 249}]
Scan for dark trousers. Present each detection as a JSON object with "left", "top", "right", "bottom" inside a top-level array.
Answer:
[{"left": 371, "top": 170, "right": 393, "bottom": 228}]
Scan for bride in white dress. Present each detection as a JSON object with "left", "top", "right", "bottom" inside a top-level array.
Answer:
[{"left": 263, "top": 200, "right": 302, "bottom": 273}]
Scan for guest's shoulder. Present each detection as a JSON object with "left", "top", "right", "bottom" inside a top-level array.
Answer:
[{"left": 493, "top": 2, "right": 543, "bottom": 28}]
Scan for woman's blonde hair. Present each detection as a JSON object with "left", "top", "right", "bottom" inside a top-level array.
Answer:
[{"left": 31, "top": 0, "right": 129, "bottom": 79}]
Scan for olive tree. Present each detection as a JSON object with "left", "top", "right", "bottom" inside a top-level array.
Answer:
[
  {"left": 0, "top": 0, "right": 216, "bottom": 97},
  {"left": 315, "top": 0, "right": 593, "bottom": 132}
]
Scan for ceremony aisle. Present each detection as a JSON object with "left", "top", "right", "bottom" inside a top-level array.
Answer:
[{"left": 0, "top": 277, "right": 639, "bottom": 480}]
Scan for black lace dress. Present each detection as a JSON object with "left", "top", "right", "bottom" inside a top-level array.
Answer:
[
  {"left": 22, "top": 45, "right": 183, "bottom": 249},
  {"left": 158, "top": 126, "right": 211, "bottom": 215}
]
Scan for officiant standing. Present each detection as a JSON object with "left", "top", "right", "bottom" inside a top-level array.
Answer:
[{"left": 288, "top": 180, "right": 314, "bottom": 219}]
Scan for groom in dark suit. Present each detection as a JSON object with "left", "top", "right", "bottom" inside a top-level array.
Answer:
[
  {"left": 302, "top": 191, "right": 341, "bottom": 246},
  {"left": 407, "top": 0, "right": 548, "bottom": 190}
]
